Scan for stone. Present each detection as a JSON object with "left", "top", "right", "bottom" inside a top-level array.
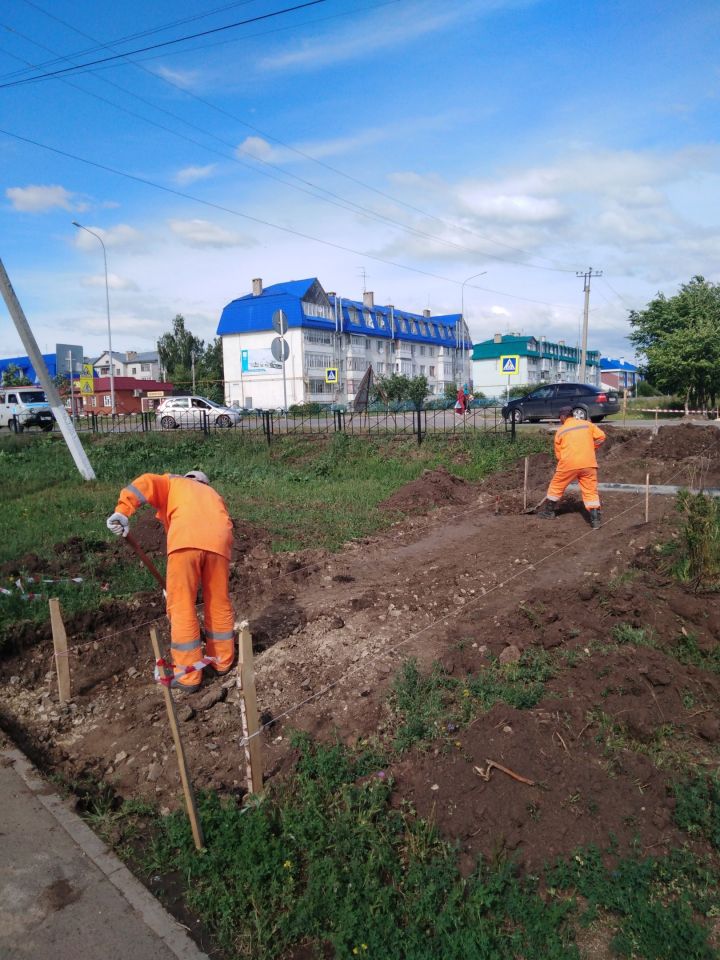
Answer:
[
  {"left": 177, "top": 704, "right": 196, "bottom": 722},
  {"left": 114, "top": 750, "right": 128, "bottom": 765},
  {"left": 199, "top": 686, "right": 228, "bottom": 711},
  {"left": 127, "top": 667, "right": 139, "bottom": 678},
  {"left": 499, "top": 645, "right": 521, "bottom": 665},
  {"left": 147, "top": 762, "right": 163, "bottom": 782},
  {"left": 639, "top": 664, "right": 672, "bottom": 687}
]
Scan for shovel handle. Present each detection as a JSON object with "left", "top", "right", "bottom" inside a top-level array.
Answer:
[{"left": 125, "top": 532, "right": 166, "bottom": 590}]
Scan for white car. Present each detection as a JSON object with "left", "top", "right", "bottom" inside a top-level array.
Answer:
[{"left": 156, "top": 395, "right": 242, "bottom": 429}]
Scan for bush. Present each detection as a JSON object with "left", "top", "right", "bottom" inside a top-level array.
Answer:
[
  {"left": 288, "top": 402, "right": 325, "bottom": 417},
  {"left": 675, "top": 492, "right": 720, "bottom": 590},
  {"left": 635, "top": 380, "right": 658, "bottom": 398}
]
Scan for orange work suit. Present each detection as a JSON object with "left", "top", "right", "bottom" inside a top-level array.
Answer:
[
  {"left": 546, "top": 418, "right": 606, "bottom": 510},
  {"left": 115, "top": 473, "right": 234, "bottom": 689}
]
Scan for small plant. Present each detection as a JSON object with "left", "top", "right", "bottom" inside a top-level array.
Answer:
[
  {"left": 612, "top": 623, "right": 657, "bottom": 648},
  {"left": 674, "top": 492, "right": 720, "bottom": 591},
  {"left": 673, "top": 774, "right": 720, "bottom": 849}
]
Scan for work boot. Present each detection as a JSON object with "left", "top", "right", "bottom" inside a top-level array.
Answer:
[
  {"left": 589, "top": 509, "right": 602, "bottom": 529},
  {"left": 536, "top": 502, "right": 556, "bottom": 519}
]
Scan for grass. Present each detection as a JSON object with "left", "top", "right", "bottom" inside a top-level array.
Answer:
[
  {"left": 389, "top": 649, "right": 556, "bottom": 752},
  {"left": 666, "top": 492, "right": 720, "bottom": 591},
  {"left": 0, "top": 429, "right": 548, "bottom": 644},
  {"left": 95, "top": 732, "right": 719, "bottom": 960}
]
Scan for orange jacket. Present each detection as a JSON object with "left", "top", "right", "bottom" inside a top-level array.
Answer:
[
  {"left": 554, "top": 418, "right": 606, "bottom": 469},
  {"left": 115, "top": 473, "right": 233, "bottom": 559}
]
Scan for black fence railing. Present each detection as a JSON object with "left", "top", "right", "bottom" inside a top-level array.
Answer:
[{"left": 30, "top": 406, "right": 517, "bottom": 445}]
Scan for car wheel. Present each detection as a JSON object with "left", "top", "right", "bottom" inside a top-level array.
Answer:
[
  {"left": 511, "top": 409, "right": 523, "bottom": 423},
  {"left": 571, "top": 406, "right": 588, "bottom": 420},
  {"left": 528, "top": 418, "right": 540, "bottom": 424},
  {"left": 160, "top": 415, "right": 177, "bottom": 429},
  {"left": 216, "top": 414, "right": 231, "bottom": 428},
  {"left": 591, "top": 416, "right": 604, "bottom": 423},
  {"left": 41, "top": 423, "right": 54, "bottom": 432}
]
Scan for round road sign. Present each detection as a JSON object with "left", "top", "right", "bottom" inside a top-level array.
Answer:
[
  {"left": 272, "top": 309, "right": 288, "bottom": 335},
  {"left": 271, "top": 337, "right": 290, "bottom": 362}
]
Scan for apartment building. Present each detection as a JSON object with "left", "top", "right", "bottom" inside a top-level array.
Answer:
[
  {"left": 217, "top": 278, "right": 472, "bottom": 409},
  {"left": 472, "top": 334, "right": 601, "bottom": 392}
]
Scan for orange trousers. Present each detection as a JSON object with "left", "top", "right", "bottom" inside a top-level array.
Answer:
[
  {"left": 547, "top": 465, "right": 601, "bottom": 510},
  {"left": 166, "top": 548, "right": 235, "bottom": 688}
]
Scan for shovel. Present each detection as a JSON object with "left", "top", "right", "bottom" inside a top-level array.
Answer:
[
  {"left": 125, "top": 531, "right": 166, "bottom": 593},
  {"left": 523, "top": 496, "right": 548, "bottom": 515}
]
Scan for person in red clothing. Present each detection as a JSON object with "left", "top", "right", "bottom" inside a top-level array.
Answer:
[
  {"left": 455, "top": 386, "right": 467, "bottom": 416},
  {"left": 106, "top": 470, "right": 235, "bottom": 691},
  {"left": 537, "top": 407, "right": 606, "bottom": 528}
]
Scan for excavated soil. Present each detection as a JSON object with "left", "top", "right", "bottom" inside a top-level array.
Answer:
[{"left": 1, "top": 422, "right": 720, "bottom": 875}]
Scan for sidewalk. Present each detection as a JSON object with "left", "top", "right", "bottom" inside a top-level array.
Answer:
[{"left": 0, "top": 740, "right": 208, "bottom": 960}]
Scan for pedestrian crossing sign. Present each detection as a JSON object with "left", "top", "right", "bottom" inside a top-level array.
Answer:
[
  {"left": 325, "top": 367, "right": 338, "bottom": 384},
  {"left": 500, "top": 355, "right": 520, "bottom": 375}
]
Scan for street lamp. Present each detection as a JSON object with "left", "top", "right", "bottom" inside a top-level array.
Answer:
[
  {"left": 459, "top": 271, "right": 487, "bottom": 384},
  {"left": 72, "top": 221, "right": 115, "bottom": 415}
]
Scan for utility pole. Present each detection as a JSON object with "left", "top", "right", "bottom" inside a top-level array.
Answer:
[
  {"left": 577, "top": 267, "right": 602, "bottom": 384},
  {"left": 191, "top": 349, "right": 196, "bottom": 393},
  {"left": 0, "top": 258, "right": 96, "bottom": 480}
]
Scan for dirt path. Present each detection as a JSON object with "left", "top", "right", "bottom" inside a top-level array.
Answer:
[{"left": 1, "top": 423, "right": 719, "bottom": 874}]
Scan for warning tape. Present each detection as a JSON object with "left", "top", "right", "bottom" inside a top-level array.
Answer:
[
  {"left": 1, "top": 576, "right": 86, "bottom": 601},
  {"left": 154, "top": 656, "right": 218, "bottom": 687}
]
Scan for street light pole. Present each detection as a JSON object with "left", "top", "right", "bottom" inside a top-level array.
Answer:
[
  {"left": 72, "top": 221, "right": 115, "bottom": 414},
  {"left": 459, "top": 271, "right": 487, "bottom": 386}
]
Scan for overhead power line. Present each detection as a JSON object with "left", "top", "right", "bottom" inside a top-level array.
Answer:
[
  {"left": 0, "top": 17, "right": 583, "bottom": 276},
  {"left": 0, "top": 127, "right": 578, "bottom": 309},
  {"left": 0, "top": 0, "right": 327, "bottom": 89},
  {"left": 3, "top": 0, "right": 580, "bottom": 274}
]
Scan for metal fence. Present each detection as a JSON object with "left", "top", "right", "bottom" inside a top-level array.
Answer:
[{"left": 23, "top": 406, "right": 516, "bottom": 445}]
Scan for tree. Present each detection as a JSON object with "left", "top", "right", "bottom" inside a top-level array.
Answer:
[
  {"left": 629, "top": 276, "right": 720, "bottom": 411},
  {"left": 375, "top": 373, "right": 428, "bottom": 409},
  {"left": 1, "top": 364, "right": 32, "bottom": 386},
  {"left": 157, "top": 315, "right": 224, "bottom": 402},
  {"left": 157, "top": 315, "right": 205, "bottom": 381},
  {"left": 406, "top": 375, "right": 429, "bottom": 410}
]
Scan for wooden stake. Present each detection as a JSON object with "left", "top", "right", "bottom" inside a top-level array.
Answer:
[
  {"left": 645, "top": 473, "right": 650, "bottom": 524},
  {"left": 49, "top": 598, "right": 71, "bottom": 703},
  {"left": 622, "top": 389, "right": 627, "bottom": 425},
  {"left": 523, "top": 457, "right": 529, "bottom": 512},
  {"left": 237, "top": 621, "right": 263, "bottom": 796},
  {"left": 149, "top": 628, "right": 204, "bottom": 850}
]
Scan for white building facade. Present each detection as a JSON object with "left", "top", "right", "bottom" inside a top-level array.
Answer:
[
  {"left": 472, "top": 334, "right": 601, "bottom": 395},
  {"left": 218, "top": 278, "right": 472, "bottom": 409},
  {"left": 93, "top": 350, "right": 162, "bottom": 381}
]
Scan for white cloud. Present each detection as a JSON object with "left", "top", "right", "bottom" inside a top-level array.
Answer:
[
  {"left": 73, "top": 224, "right": 142, "bottom": 251},
  {"left": 6, "top": 184, "right": 81, "bottom": 213},
  {"left": 260, "top": 0, "right": 531, "bottom": 73},
  {"left": 152, "top": 65, "right": 203, "bottom": 89},
  {"left": 168, "top": 218, "right": 253, "bottom": 248},
  {"left": 174, "top": 164, "right": 217, "bottom": 186},
  {"left": 490, "top": 305, "right": 511, "bottom": 316},
  {"left": 81, "top": 273, "right": 139, "bottom": 291}
]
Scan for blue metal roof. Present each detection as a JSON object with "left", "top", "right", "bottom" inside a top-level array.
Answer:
[
  {"left": 0, "top": 353, "right": 58, "bottom": 382},
  {"left": 600, "top": 357, "right": 638, "bottom": 372},
  {"left": 217, "top": 279, "right": 471, "bottom": 347}
]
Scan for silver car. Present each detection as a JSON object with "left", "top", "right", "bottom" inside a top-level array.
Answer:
[{"left": 156, "top": 395, "right": 242, "bottom": 429}]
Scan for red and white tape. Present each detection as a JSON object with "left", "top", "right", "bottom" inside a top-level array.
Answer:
[{"left": 154, "top": 656, "right": 218, "bottom": 686}]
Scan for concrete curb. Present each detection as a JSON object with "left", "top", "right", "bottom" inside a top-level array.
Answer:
[{"left": 3, "top": 745, "right": 209, "bottom": 960}]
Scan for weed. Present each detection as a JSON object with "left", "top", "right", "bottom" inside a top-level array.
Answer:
[
  {"left": 611, "top": 624, "right": 657, "bottom": 648},
  {"left": 674, "top": 492, "right": 720, "bottom": 591},
  {"left": 673, "top": 774, "right": 720, "bottom": 849}
]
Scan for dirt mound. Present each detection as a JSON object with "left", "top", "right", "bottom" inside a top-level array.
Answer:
[
  {"left": 381, "top": 467, "right": 475, "bottom": 513},
  {"left": 649, "top": 423, "right": 720, "bottom": 460}
]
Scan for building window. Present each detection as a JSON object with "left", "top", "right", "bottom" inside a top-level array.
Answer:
[
  {"left": 428, "top": 346, "right": 435, "bottom": 357},
  {"left": 377, "top": 314, "right": 386, "bottom": 329},
  {"left": 350, "top": 335, "right": 365, "bottom": 346},
  {"left": 307, "top": 378, "right": 333, "bottom": 394},
  {"left": 305, "top": 353, "right": 333, "bottom": 369},
  {"left": 131, "top": 366, "right": 137, "bottom": 374},
  {"left": 85, "top": 396, "right": 97, "bottom": 407},
  {"left": 420, "top": 365, "right": 426, "bottom": 374},
  {"left": 398, "top": 317, "right": 408, "bottom": 333},
  {"left": 141, "top": 363, "right": 151, "bottom": 371},
  {"left": 429, "top": 365, "right": 436, "bottom": 377},
  {"left": 347, "top": 357, "right": 370, "bottom": 371},
  {"left": 419, "top": 345, "right": 426, "bottom": 356},
  {"left": 103, "top": 395, "right": 112, "bottom": 407},
  {"left": 419, "top": 321, "right": 427, "bottom": 336},
  {"left": 376, "top": 362, "right": 384, "bottom": 374},
  {"left": 410, "top": 320, "right": 419, "bottom": 334},
  {"left": 364, "top": 310, "right": 374, "bottom": 328},
  {"left": 376, "top": 340, "right": 384, "bottom": 352},
  {"left": 348, "top": 307, "right": 360, "bottom": 325},
  {"left": 428, "top": 324, "right": 437, "bottom": 337},
  {"left": 304, "top": 330, "right": 333, "bottom": 344},
  {"left": 303, "top": 302, "right": 333, "bottom": 320}
]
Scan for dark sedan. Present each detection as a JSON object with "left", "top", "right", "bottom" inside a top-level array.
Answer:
[{"left": 501, "top": 383, "right": 620, "bottom": 423}]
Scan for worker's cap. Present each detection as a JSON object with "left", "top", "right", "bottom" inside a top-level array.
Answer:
[
  {"left": 558, "top": 406, "right": 573, "bottom": 419},
  {"left": 184, "top": 470, "right": 210, "bottom": 485}
]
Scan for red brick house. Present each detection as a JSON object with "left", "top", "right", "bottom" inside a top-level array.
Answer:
[{"left": 79, "top": 377, "right": 174, "bottom": 414}]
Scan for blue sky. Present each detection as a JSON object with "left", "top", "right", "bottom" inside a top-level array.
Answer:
[{"left": 1, "top": 0, "right": 719, "bottom": 363}]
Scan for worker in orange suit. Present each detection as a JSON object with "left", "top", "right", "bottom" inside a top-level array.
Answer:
[
  {"left": 106, "top": 470, "right": 235, "bottom": 692},
  {"left": 537, "top": 407, "right": 606, "bottom": 528}
]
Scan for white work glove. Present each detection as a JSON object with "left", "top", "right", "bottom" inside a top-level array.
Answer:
[{"left": 106, "top": 512, "right": 129, "bottom": 537}]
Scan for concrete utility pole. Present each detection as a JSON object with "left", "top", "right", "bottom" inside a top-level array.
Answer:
[
  {"left": 0, "top": 258, "right": 96, "bottom": 481},
  {"left": 577, "top": 267, "right": 602, "bottom": 383}
]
